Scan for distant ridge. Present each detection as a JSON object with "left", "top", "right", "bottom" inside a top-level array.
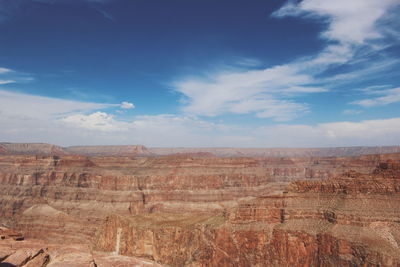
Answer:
[
  {"left": 149, "top": 146, "right": 400, "bottom": 158},
  {"left": 0, "top": 142, "right": 400, "bottom": 157},
  {"left": 0, "top": 143, "right": 66, "bottom": 156},
  {"left": 0, "top": 143, "right": 151, "bottom": 157},
  {"left": 65, "top": 145, "right": 152, "bottom": 157}
]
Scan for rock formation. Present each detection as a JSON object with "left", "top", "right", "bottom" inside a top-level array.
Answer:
[
  {"left": 1, "top": 142, "right": 400, "bottom": 157},
  {"left": 0, "top": 231, "right": 162, "bottom": 267},
  {"left": 65, "top": 145, "right": 153, "bottom": 157},
  {"left": 0, "top": 143, "right": 152, "bottom": 157},
  {"left": 150, "top": 146, "right": 400, "bottom": 158},
  {"left": 0, "top": 143, "right": 66, "bottom": 156},
  {"left": 93, "top": 161, "right": 400, "bottom": 266},
  {"left": 0, "top": 151, "right": 399, "bottom": 266}
]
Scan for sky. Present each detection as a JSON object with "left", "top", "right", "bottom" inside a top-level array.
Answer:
[{"left": 0, "top": 0, "right": 400, "bottom": 147}]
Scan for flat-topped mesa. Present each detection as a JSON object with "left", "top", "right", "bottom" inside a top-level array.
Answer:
[
  {"left": 65, "top": 145, "right": 152, "bottom": 157},
  {"left": 0, "top": 143, "right": 67, "bottom": 155}
]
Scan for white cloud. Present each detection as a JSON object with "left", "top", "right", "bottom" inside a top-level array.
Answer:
[
  {"left": 0, "top": 65, "right": 34, "bottom": 84},
  {"left": 120, "top": 101, "right": 135, "bottom": 109},
  {"left": 318, "top": 118, "right": 400, "bottom": 143},
  {"left": 0, "top": 89, "right": 399, "bottom": 146},
  {"left": 61, "top": 112, "right": 126, "bottom": 131},
  {"left": 251, "top": 118, "right": 400, "bottom": 147},
  {"left": 173, "top": 0, "right": 399, "bottom": 121},
  {"left": 0, "top": 80, "right": 15, "bottom": 85},
  {"left": 351, "top": 87, "right": 400, "bottom": 107},
  {"left": 175, "top": 64, "right": 326, "bottom": 121},
  {"left": 0, "top": 89, "right": 115, "bottom": 120},
  {"left": 1, "top": 2, "right": 399, "bottom": 147},
  {"left": 272, "top": 0, "right": 399, "bottom": 44},
  {"left": 0, "top": 67, "right": 11, "bottom": 74}
]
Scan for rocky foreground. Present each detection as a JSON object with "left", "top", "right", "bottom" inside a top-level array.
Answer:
[
  {"left": 0, "top": 150, "right": 399, "bottom": 266},
  {"left": 0, "top": 234, "right": 161, "bottom": 267}
]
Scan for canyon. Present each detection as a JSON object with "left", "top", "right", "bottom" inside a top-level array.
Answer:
[{"left": 0, "top": 143, "right": 399, "bottom": 266}]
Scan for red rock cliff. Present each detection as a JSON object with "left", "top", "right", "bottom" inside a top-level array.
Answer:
[{"left": 0, "top": 153, "right": 399, "bottom": 266}]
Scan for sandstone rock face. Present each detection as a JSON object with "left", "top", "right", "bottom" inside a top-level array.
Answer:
[
  {"left": 0, "top": 152, "right": 399, "bottom": 266},
  {"left": 95, "top": 161, "right": 400, "bottom": 266},
  {"left": 0, "top": 227, "right": 24, "bottom": 241},
  {"left": 0, "top": 237, "right": 162, "bottom": 266}
]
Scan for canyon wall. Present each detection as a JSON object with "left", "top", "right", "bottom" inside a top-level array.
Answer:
[
  {"left": 94, "top": 161, "right": 400, "bottom": 266},
  {"left": 0, "top": 152, "right": 399, "bottom": 266}
]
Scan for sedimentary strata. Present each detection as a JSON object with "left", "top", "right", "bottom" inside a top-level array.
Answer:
[
  {"left": 0, "top": 152, "right": 399, "bottom": 266},
  {"left": 0, "top": 232, "right": 161, "bottom": 267}
]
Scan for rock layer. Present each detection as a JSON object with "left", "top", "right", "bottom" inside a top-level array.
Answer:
[
  {"left": 0, "top": 236, "right": 162, "bottom": 267},
  {"left": 0, "top": 152, "right": 399, "bottom": 266},
  {"left": 95, "top": 161, "right": 400, "bottom": 266}
]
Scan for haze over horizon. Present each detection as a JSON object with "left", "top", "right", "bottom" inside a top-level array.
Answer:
[{"left": 0, "top": 0, "right": 400, "bottom": 147}]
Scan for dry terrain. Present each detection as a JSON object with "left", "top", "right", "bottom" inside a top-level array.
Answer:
[{"left": 0, "top": 143, "right": 399, "bottom": 266}]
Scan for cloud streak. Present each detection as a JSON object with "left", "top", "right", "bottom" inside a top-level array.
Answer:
[
  {"left": 352, "top": 87, "right": 400, "bottom": 107},
  {"left": 0, "top": 0, "right": 115, "bottom": 22},
  {"left": 0, "top": 80, "right": 15, "bottom": 85},
  {"left": 272, "top": 0, "right": 399, "bottom": 44},
  {"left": 174, "top": 64, "right": 325, "bottom": 121},
  {"left": 173, "top": 0, "right": 400, "bottom": 121},
  {"left": 0, "top": 67, "right": 11, "bottom": 74}
]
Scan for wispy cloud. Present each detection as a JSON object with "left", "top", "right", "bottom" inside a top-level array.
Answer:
[
  {"left": 272, "top": 0, "right": 399, "bottom": 44},
  {"left": 342, "top": 109, "right": 362, "bottom": 115},
  {"left": 173, "top": 0, "right": 400, "bottom": 121},
  {"left": 0, "top": 66, "right": 34, "bottom": 84},
  {"left": 174, "top": 64, "right": 325, "bottom": 121},
  {"left": 352, "top": 87, "right": 400, "bottom": 107},
  {"left": 94, "top": 7, "right": 114, "bottom": 21},
  {"left": 0, "top": 67, "right": 11, "bottom": 74},
  {"left": 0, "top": 89, "right": 115, "bottom": 119},
  {"left": 0, "top": 0, "right": 116, "bottom": 22},
  {"left": 0, "top": 80, "right": 15, "bottom": 85}
]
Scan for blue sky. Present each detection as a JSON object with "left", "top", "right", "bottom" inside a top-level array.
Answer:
[{"left": 0, "top": 0, "right": 399, "bottom": 147}]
